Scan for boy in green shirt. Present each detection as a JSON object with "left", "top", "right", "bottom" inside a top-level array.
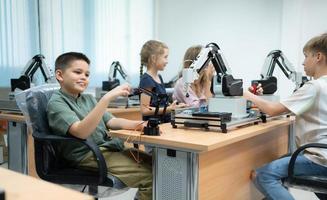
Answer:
[{"left": 47, "top": 52, "right": 152, "bottom": 200}]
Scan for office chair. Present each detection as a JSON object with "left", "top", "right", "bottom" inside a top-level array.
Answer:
[
  {"left": 283, "top": 143, "right": 327, "bottom": 200},
  {"left": 16, "top": 84, "right": 126, "bottom": 198}
]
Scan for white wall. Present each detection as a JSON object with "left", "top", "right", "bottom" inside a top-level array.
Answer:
[
  {"left": 155, "top": 0, "right": 327, "bottom": 99},
  {"left": 155, "top": 0, "right": 283, "bottom": 89},
  {"left": 38, "top": 0, "right": 154, "bottom": 87},
  {"left": 279, "top": 0, "right": 327, "bottom": 98}
]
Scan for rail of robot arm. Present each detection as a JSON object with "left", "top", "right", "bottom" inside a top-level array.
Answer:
[
  {"left": 182, "top": 42, "right": 243, "bottom": 97},
  {"left": 252, "top": 50, "right": 308, "bottom": 94},
  {"left": 103, "top": 61, "right": 131, "bottom": 91},
  {"left": 11, "top": 54, "right": 55, "bottom": 92}
]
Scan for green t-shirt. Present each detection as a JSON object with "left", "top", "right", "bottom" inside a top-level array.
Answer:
[{"left": 47, "top": 89, "right": 124, "bottom": 165}]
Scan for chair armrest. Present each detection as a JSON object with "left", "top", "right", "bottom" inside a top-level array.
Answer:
[
  {"left": 288, "top": 143, "right": 327, "bottom": 179},
  {"left": 33, "top": 132, "right": 108, "bottom": 184}
]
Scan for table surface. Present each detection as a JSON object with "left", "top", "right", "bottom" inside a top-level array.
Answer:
[
  {"left": 111, "top": 117, "right": 293, "bottom": 152},
  {"left": 0, "top": 167, "right": 93, "bottom": 200}
]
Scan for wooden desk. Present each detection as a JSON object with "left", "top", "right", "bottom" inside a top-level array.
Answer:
[
  {"left": 111, "top": 117, "right": 293, "bottom": 200},
  {"left": 0, "top": 167, "right": 93, "bottom": 200},
  {"left": 108, "top": 107, "right": 141, "bottom": 120},
  {"left": 0, "top": 112, "right": 35, "bottom": 176},
  {"left": 0, "top": 113, "right": 24, "bottom": 122}
]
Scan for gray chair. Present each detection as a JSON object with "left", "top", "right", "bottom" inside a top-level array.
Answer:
[
  {"left": 16, "top": 84, "right": 126, "bottom": 198},
  {"left": 283, "top": 143, "right": 327, "bottom": 200}
]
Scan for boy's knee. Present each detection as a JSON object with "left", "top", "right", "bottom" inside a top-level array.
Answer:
[
  {"left": 251, "top": 168, "right": 268, "bottom": 184},
  {"left": 251, "top": 170, "right": 257, "bottom": 180},
  {"left": 251, "top": 169, "right": 263, "bottom": 183}
]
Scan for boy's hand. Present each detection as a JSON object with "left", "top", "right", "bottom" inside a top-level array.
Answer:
[
  {"left": 135, "top": 121, "right": 147, "bottom": 131},
  {"left": 248, "top": 83, "right": 263, "bottom": 95},
  {"left": 104, "top": 83, "right": 131, "bottom": 101},
  {"left": 243, "top": 90, "right": 252, "bottom": 100}
]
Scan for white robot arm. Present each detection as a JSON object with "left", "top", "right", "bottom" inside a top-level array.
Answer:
[
  {"left": 10, "top": 54, "right": 55, "bottom": 91},
  {"left": 252, "top": 50, "right": 308, "bottom": 94},
  {"left": 102, "top": 61, "right": 131, "bottom": 91},
  {"left": 108, "top": 61, "right": 130, "bottom": 83},
  {"left": 182, "top": 43, "right": 242, "bottom": 97}
]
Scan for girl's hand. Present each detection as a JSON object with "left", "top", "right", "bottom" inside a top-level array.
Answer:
[
  {"left": 176, "top": 102, "right": 188, "bottom": 108},
  {"left": 169, "top": 100, "right": 188, "bottom": 110}
]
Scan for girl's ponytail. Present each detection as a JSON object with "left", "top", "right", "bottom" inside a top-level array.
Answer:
[{"left": 140, "top": 64, "right": 144, "bottom": 81}]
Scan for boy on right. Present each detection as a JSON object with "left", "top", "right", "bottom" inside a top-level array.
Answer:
[{"left": 243, "top": 33, "right": 327, "bottom": 200}]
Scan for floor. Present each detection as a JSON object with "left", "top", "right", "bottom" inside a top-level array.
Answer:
[
  {"left": 0, "top": 159, "right": 320, "bottom": 200},
  {"left": 0, "top": 161, "right": 138, "bottom": 200},
  {"left": 290, "top": 188, "right": 319, "bottom": 200},
  {"left": 89, "top": 186, "right": 138, "bottom": 200}
]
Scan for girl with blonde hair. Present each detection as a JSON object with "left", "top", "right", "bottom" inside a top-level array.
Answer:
[
  {"left": 173, "top": 45, "right": 215, "bottom": 107},
  {"left": 139, "top": 40, "right": 186, "bottom": 122}
]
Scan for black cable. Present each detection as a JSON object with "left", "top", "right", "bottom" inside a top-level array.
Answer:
[{"left": 81, "top": 185, "right": 87, "bottom": 192}]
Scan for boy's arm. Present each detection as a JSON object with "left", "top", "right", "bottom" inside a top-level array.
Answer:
[
  {"left": 243, "top": 90, "right": 289, "bottom": 116},
  {"left": 69, "top": 84, "right": 131, "bottom": 139},
  {"left": 107, "top": 118, "right": 145, "bottom": 131}
]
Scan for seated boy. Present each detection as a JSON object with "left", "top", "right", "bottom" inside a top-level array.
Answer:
[
  {"left": 243, "top": 33, "right": 327, "bottom": 199},
  {"left": 47, "top": 52, "right": 152, "bottom": 200}
]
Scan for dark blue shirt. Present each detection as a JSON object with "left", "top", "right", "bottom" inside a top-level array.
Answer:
[{"left": 139, "top": 73, "right": 170, "bottom": 122}]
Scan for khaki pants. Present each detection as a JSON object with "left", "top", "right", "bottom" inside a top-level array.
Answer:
[{"left": 79, "top": 147, "right": 152, "bottom": 200}]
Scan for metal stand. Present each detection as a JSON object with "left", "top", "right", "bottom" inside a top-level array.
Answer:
[
  {"left": 153, "top": 147, "right": 198, "bottom": 200},
  {"left": 7, "top": 121, "right": 27, "bottom": 174}
]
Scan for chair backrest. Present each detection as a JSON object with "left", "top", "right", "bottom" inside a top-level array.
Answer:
[
  {"left": 16, "top": 84, "right": 59, "bottom": 136},
  {"left": 16, "top": 84, "right": 61, "bottom": 177},
  {"left": 26, "top": 87, "right": 57, "bottom": 137},
  {"left": 283, "top": 143, "right": 327, "bottom": 199}
]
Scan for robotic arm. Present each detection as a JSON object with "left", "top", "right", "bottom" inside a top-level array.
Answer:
[
  {"left": 252, "top": 50, "right": 308, "bottom": 94},
  {"left": 130, "top": 87, "right": 169, "bottom": 118},
  {"left": 182, "top": 43, "right": 243, "bottom": 97},
  {"left": 129, "top": 87, "right": 169, "bottom": 136},
  {"left": 102, "top": 61, "right": 131, "bottom": 91},
  {"left": 10, "top": 54, "right": 55, "bottom": 92}
]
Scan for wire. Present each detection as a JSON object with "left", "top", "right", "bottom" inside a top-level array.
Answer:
[
  {"left": 126, "top": 121, "right": 147, "bottom": 165},
  {"left": 81, "top": 185, "right": 87, "bottom": 192}
]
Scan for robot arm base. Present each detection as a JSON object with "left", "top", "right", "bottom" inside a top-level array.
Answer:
[
  {"left": 252, "top": 76, "right": 277, "bottom": 95},
  {"left": 10, "top": 75, "right": 30, "bottom": 92},
  {"left": 102, "top": 79, "right": 120, "bottom": 91},
  {"left": 222, "top": 75, "right": 243, "bottom": 96}
]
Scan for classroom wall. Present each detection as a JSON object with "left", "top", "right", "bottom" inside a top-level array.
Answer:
[
  {"left": 278, "top": 0, "right": 327, "bottom": 98},
  {"left": 155, "top": 0, "right": 283, "bottom": 91},
  {"left": 0, "top": 0, "right": 154, "bottom": 88},
  {"left": 1, "top": 0, "right": 327, "bottom": 97},
  {"left": 155, "top": 0, "right": 327, "bottom": 99}
]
